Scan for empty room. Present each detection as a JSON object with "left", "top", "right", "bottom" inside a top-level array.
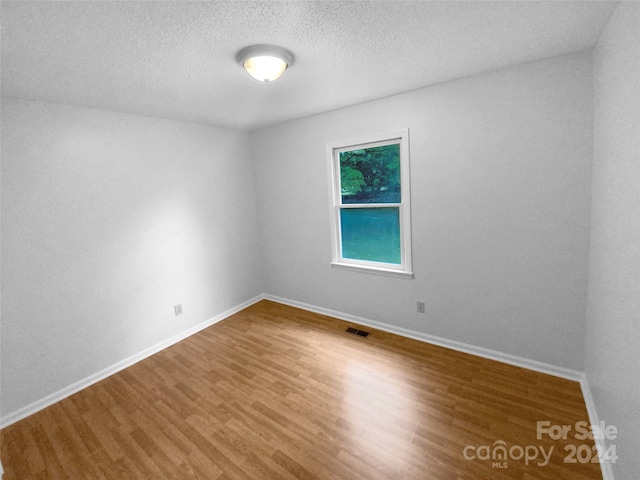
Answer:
[{"left": 1, "top": 1, "right": 638, "bottom": 479}]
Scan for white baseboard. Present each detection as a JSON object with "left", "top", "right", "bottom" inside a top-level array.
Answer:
[
  {"left": 0, "top": 295, "right": 264, "bottom": 429},
  {"left": 264, "top": 294, "right": 584, "bottom": 382},
  {"left": 579, "top": 377, "right": 615, "bottom": 480},
  {"left": 265, "top": 294, "right": 613, "bottom": 479},
  {"left": 1, "top": 293, "right": 610, "bottom": 480}
]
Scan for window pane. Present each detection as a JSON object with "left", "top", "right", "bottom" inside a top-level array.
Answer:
[
  {"left": 340, "top": 144, "right": 400, "bottom": 204},
  {"left": 340, "top": 207, "right": 401, "bottom": 264}
]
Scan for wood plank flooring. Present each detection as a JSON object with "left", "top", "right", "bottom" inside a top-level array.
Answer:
[{"left": 1, "top": 300, "right": 602, "bottom": 479}]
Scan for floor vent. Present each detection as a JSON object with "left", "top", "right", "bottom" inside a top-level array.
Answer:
[{"left": 346, "top": 327, "right": 370, "bottom": 338}]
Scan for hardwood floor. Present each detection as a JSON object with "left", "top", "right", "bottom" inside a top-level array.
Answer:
[{"left": 2, "top": 300, "right": 602, "bottom": 479}]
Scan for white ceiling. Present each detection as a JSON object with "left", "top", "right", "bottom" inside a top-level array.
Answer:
[{"left": 1, "top": 1, "right": 616, "bottom": 131}]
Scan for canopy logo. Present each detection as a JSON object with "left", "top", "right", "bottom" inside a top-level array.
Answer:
[
  {"left": 462, "top": 421, "right": 618, "bottom": 469},
  {"left": 463, "top": 440, "right": 553, "bottom": 469}
]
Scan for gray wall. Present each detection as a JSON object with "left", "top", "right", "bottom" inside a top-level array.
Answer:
[
  {"left": 587, "top": 2, "right": 640, "bottom": 479},
  {"left": 1, "top": 98, "right": 264, "bottom": 416},
  {"left": 251, "top": 51, "right": 593, "bottom": 371},
  {"left": 2, "top": 21, "right": 638, "bottom": 475}
]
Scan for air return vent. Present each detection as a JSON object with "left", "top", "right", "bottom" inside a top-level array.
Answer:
[{"left": 346, "top": 327, "right": 370, "bottom": 338}]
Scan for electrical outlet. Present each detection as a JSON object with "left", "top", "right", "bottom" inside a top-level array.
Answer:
[
  {"left": 174, "top": 304, "right": 183, "bottom": 316},
  {"left": 417, "top": 301, "right": 425, "bottom": 314}
]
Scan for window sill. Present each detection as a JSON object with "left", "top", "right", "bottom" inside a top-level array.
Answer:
[{"left": 331, "top": 262, "right": 414, "bottom": 279}]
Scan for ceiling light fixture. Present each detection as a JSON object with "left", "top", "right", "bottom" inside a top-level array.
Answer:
[{"left": 236, "top": 45, "right": 294, "bottom": 82}]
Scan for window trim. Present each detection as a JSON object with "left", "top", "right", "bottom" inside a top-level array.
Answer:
[{"left": 327, "top": 129, "right": 413, "bottom": 279}]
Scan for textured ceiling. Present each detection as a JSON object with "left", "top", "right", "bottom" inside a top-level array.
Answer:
[{"left": 1, "top": 1, "right": 616, "bottom": 131}]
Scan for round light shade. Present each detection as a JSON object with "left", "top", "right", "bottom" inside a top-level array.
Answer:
[{"left": 236, "top": 45, "right": 294, "bottom": 82}]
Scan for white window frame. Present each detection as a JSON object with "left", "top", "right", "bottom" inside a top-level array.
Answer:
[{"left": 327, "top": 129, "right": 413, "bottom": 278}]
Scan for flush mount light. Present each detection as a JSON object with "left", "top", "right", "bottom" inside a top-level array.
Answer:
[{"left": 236, "top": 45, "right": 294, "bottom": 82}]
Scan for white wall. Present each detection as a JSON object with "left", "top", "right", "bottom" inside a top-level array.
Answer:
[
  {"left": 1, "top": 98, "right": 263, "bottom": 418},
  {"left": 3, "top": 24, "right": 636, "bottom": 476},
  {"left": 586, "top": 2, "right": 640, "bottom": 479},
  {"left": 251, "top": 51, "right": 593, "bottom": 371}
]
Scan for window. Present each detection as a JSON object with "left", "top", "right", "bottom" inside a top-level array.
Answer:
[{"left": 328, "top": 130, "right": 413, "bottom": 278}]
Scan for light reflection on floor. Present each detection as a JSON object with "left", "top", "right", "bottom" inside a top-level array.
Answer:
[{"left": 340, "top": 357, "right": 420, "bottom": 474}]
